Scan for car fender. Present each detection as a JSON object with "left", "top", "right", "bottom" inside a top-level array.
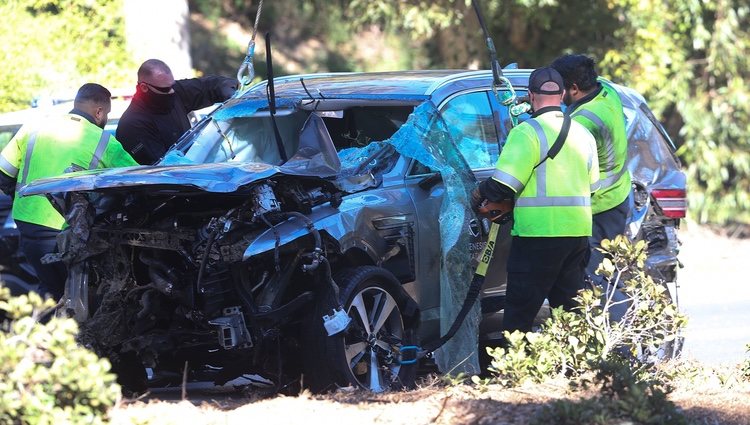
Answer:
[{"left": 243, "top": 204, "right": 379, "bottom": 264}]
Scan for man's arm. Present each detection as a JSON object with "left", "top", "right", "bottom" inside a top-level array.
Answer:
[
  {"left": 0, "top": 132, "right": 22, "bottom": 196},
  {"left": 478, "top": 178, "right": 515, "bottom": 203},
  {"left": 472, "top": 125, "right": 537, "bottom": 209},
  {"left": 115, "top": 115, "right": 164, "bottom": 165},
  {"left": 176, "top": 76, "right": 238, "bottom": 112},
  {"left": 0, "top": 171, "right": 16, "bottom": 198}
]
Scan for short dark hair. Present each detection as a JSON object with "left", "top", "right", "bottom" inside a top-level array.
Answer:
[
  {"left": 137, "top": 59, "right": 172, "bottom": 80},
  {"left": 550, "top": 54, "right": 598, "bottom": 92},
  {"left": 75, "top": 83, "right": 111, "bottom": 105}
]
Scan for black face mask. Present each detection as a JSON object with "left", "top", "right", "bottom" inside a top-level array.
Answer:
[{"left": 141, "top": 89, "right": 175, "bottom": 113}]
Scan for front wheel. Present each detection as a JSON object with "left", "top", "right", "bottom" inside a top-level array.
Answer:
[{"left": 305, "top": 266, "right": 419, "bottom": 393}]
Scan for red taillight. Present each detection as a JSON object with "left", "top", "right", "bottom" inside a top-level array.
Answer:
[{"left": 651, "top": 189, "right": 687, "bottom": 218}]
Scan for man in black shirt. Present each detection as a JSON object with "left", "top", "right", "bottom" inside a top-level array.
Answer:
[{"left": 116, "top": 59, "right": 237, "bottom": 164}]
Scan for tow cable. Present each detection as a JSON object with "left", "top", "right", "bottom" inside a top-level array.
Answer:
[
  {"left": 400, "top": 219, "right": 505, "bottom": 364},
  {"left": 400, "top": 0, "right": 518, "bottom": 364},
  {"left": 236, "top": 0, "right": 264, "bottom": 92}
]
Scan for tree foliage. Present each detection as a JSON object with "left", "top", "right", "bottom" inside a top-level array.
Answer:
[
  {"left": 339, "top": 0, "right": 749, "bottom": 224},
  {"left": 5, "top": 0, "right": 747, "bottom": 224},
  {"left": 0, "top": 0, "right": 134, "bottom": 112},
  {"left": 0, "top": 285, "right": 120, "bottom": 424}
]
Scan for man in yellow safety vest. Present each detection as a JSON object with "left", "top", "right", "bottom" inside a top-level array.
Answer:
[
  {"left": 473, "top": 67, "right": 600, "bottom": 333},
  {"left": 0, "top": 83, "right": 138, "bottom": 300},
  {"left": 551, "top": 54, "right": 632, "bottom": 319}
]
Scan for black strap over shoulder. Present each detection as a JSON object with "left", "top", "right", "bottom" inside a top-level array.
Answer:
[{"left": 533, "top": 111, "right": 571, "bottom": 170}]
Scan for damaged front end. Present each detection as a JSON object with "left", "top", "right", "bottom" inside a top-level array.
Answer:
[
  {"left": 23, "top": 97, "right": 430, "bottom": 393},
  {"left": 48, "top": 174, "right": 352, "bottom": 389}
]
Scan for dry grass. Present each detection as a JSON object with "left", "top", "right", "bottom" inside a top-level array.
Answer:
[{"left": 110, "top": 364, "right": 750, "bottom": 425}]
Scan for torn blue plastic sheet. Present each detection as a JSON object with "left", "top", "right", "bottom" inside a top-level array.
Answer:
[{"left": 384, "top": 101, "right": 480, "bottom": 374}]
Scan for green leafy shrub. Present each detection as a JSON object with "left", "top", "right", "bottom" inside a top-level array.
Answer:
[
  {"left": 741, "top": 344, "right": 750, "bottom": 380},
  {"left": 487, "top": 235, "right": 686, "bottom": 386},
  {"left": 532, "top": 360, "right": 688, "bottom": 425},
  {"left": 0, "top": 285, "right": 120, "bottom": 424}
]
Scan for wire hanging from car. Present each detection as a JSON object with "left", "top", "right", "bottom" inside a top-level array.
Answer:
[{"left": 236, "top": 0, "right": 264, "bottom": 92}]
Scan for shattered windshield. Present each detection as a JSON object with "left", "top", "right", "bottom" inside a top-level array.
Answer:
[
  {"left": 170, "top": 110, "right": 309, "bottom": 165},
  {"left": 163, "top": 99, "right": 414, "bottom": 179}
]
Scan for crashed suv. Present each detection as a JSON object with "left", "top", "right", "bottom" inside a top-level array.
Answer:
[{"left": 21, "top": 69, "right": 686, "bottom": 393}]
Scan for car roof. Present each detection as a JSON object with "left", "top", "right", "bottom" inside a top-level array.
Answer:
[{"left": 240, "top": 69, "right": 534, "bottom": 101}]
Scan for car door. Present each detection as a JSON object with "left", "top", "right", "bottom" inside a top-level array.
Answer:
[{"left": 403, "top": 89, "right": 508, "bottom": 341}]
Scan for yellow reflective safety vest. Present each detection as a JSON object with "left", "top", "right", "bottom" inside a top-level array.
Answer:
[
  {"left": 0, "top": 112, "right": 139, "bottom": 230},
  {"left": 570, "top": 80, "right": 631, "bottom": 214},
  {"left": 491, "top": 109, "right": 599, "bottom": 237}
]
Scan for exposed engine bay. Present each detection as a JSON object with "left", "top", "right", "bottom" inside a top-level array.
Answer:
[{"left": 56, "top": 176, "right": 349, "bottom": 389}]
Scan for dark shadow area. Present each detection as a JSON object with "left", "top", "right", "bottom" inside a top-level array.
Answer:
[
  {"left": 188, "top": 18, "right": 247, "bottom": 79},
  {"left": 679, "top": 406, "right": 750, "bottom": 425}
]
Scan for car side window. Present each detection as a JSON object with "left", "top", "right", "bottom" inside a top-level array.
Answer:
[{"left": 439, "top": 91, "right": 500, "bottom": 170}]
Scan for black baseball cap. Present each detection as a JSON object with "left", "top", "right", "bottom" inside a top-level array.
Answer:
[{"left": 528, "top": 67, "right": 564, "bottom": 95}]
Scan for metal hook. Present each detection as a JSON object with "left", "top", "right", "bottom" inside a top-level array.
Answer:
[{"left": 237, "top": 40, "right": 257, "bottom": 87}]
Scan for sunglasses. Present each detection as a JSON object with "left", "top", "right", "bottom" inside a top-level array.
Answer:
[{"left": 139, "top": 81, "right": 174, "bottom": 94}]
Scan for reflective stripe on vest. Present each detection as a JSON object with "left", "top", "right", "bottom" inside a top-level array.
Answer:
[
  {"left": 0, "top": 155, "right": 19, "bottom": 178},
  {"left": 88, "top": 130, "right": 111, "bottom": 170},
  {"left": 572, "top": 109, "right": 624, "bottom": 190},
  {"left": 18, "top": 131, "right": 39, "bottom": 187},
  {"left": 519, "top": 118, "right": 594, "bottom": 208},
  {"left": 491, "top": 169, "right": 525, "bottom": 192},
  {"left": 516, "top": 196, "right": 591, "bottom": 207}
]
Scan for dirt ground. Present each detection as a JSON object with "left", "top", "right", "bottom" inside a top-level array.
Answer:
[{"left": 111, "top": 224, "right": 750, "bottom": 424}]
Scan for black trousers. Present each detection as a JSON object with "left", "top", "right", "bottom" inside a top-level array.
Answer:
[
  {"left": 587, "top": 196, "right": 630, "bottom": 321},
  {"left": 15, "top": 220, "right": 66, "bottom": 301},
  {"left": 502, "top": 236, "right": 590, "bottom": 333},
  {"left": 587, "top": 196, "right": 630, "bottom": 282}
]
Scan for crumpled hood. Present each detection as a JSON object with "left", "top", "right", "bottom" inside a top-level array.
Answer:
[
  {"left": 21, "top": 111, "right": 345, "bottom": 197},
  {"left": 19, "top": 162, "right": 292, "bottom": 195}
]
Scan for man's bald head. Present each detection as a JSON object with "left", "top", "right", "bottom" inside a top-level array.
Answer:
[
  {"left": 137, "top": 59, "right": 175, "bottom": 94},
  {"left": 138, "top": 59, "right": 172, "bottom": 80}
]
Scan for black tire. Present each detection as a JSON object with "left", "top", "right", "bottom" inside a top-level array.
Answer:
[{"left": 305, "top": 266, "right": 419, "bottom": 393}]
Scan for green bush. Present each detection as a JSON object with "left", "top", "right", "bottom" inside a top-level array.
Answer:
[
  {"left": 487, "top": 235, "right": 687, "bottom": 386},
  {"left": 0, "top": 285, "right": 120, "bottom": 424},
  {"left": 532, "top": 360, "right": 688, "bottom": 425},
  {"left": 486, "top": 236, "right": 689, "bottom": 422},
  {"left": 741, "top": 344, "right": 750, "bottom": 380}
]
